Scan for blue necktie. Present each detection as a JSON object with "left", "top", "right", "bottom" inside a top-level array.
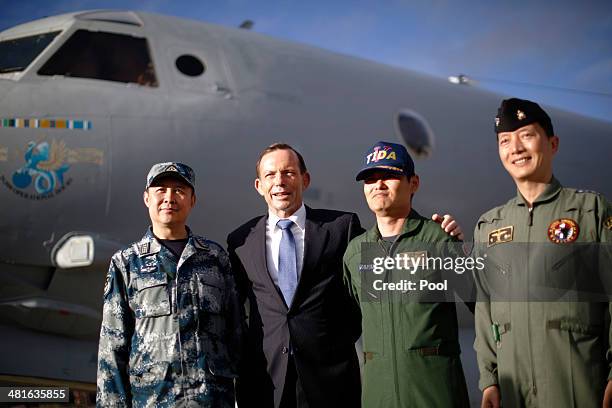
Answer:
[{"left": 277, "top": 219, "right": 298, "bottom": 307}]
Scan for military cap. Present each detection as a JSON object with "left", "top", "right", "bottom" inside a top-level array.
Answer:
[
  {"left": 495, "top": 98, "right": 554, "bottom": 136},
  {"left": 146, "top": 162, "right": 195, "bottom": 190},
  {"left": 356, "top": 141, "right": 415, "bottom": 181}
]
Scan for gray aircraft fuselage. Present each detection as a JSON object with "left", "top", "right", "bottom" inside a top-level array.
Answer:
[{"left": 0, "top": 10, "right": 610, "bottom": 391}]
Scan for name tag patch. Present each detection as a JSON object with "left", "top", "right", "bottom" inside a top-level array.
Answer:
[{"left": 488, "top": 226, "right": 514, "bottom": 247}]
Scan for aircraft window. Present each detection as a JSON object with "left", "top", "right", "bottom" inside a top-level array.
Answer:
[
  {"left": 175, "top": 55, "right": 205, "bottom": 77},
  {"left": 396, "top": 110, "right": 434, "bottom": 157},
  {"left": 38, "top": 29, "right": 158, "bottom": 87},
  {"left": 0, "top": 31, "right": 60, "bottom": 73}
]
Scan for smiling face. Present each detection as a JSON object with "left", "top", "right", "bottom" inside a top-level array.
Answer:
[
  {"left": 144, "top": 176, "right": 195, "bottom": 233},
  {"left": 497, "top": 123, "right": 558, "bottom": 183},
  {"left": 255, "top": 148, "right": 310, "bottom": 218},
  {"left": 363, "top": 171, "right": 419, "bottom": 218}
]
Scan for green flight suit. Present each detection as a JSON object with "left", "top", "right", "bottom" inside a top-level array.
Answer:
[
  {"left": 344, "top": 210, "right": 470, "bottom": 408},
  {"left": 473, "top": 176, "right": 612, "bottom": 407}
]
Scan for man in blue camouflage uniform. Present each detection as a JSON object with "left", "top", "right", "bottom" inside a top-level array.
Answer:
[{"left": 96, "top": 162, "right": 243, "bottom": 408}]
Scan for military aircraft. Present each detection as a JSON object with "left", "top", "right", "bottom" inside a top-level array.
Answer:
[{"left": 1, "top": 9, "right": 610, "bottom": 405}]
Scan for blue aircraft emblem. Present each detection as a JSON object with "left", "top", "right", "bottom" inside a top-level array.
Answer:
[{"left": 12, "top": 141, "right": 70, "bottom": 194}]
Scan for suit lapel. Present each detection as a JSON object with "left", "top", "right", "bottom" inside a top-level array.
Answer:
[
  {"left": 239, "top": 216, "right": 287, "bottom": 309},
  {"left": 291, "top": 208, "right": 329, "bottom": 309}
]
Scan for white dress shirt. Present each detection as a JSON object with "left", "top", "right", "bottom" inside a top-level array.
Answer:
[{"left": 265, "top": 203, "right": 306, "bottom": 286}]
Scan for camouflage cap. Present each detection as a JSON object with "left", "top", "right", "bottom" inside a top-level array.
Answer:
[{"left": 145, "top": 162, "right": 195, "bottom": 190}]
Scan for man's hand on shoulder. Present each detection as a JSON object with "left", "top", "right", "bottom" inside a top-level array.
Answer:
[
  {"left": 603, "top": 380, "right": 612, "bottom": 407},
  {"left": 481, "top": 385, "right": 501, "bottom": 408},
  {"left": 432, "top": 213, "right": 464, "bottom": 241}
]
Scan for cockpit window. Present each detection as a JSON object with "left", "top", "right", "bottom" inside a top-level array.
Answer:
[
  {"left": 38, "top": 29, "right": 158, "bottom": 87},
  {"left": 0, "top": 31, "right": 60, "bottom": 74}
]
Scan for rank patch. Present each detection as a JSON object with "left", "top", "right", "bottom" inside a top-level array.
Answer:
[
  {"left": 576, "top": 189, "right": 599, "bottom": 195},
  {"left": 548, "top": 218, "right": 579, "bottom": 244},
  {"left": 488, "top": 226, "right": 514, "bottom": 247},
  {"left": 138, "top": 241, "right": 151, "bottom": 255},
  {"left": 604, "top": 216, "right": 612, "bottom": 231}
]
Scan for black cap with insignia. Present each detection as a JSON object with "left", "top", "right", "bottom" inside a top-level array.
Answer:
[{"left": 495, "top": 98, "right": 554, "bottom": 136}]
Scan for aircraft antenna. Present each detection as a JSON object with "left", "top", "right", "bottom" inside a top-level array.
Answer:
[
  {"left": 449, "top": 74, "right": 612, "bottom": 98},
  {"left": 239, "top": 20, "right": 254, "bottom": 29}
]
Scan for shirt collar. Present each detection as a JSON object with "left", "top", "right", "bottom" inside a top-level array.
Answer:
[
  {"left": 267, "top": 203, "right": 306, "bottom": 231},
  {"left": 516, "top": 175, "right": 563, "bottom": 207},
  {"left": 366, "top": 208, "right": 424, "bottom": 240},
  {"left": 141, "top": 226, "right": 197, "bottom": 257}
]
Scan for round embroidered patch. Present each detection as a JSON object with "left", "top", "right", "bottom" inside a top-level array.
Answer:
[{"left": 548, "top": 218, "right": 579, "bottom": 244}]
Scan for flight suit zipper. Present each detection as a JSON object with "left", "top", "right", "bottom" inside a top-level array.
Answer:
[
  {"left": 378, "top": 236, "right": 402, "bottom": 406},
  {"left": 526, "top": 206, "right": 537, "bottom": 396}
]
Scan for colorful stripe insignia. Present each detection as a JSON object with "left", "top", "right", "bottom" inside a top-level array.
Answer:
[{"left": 1, "top": 118, "right": 92, "bottom": 130}]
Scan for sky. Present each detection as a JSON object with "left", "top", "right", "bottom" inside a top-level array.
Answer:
[{"left": 2, "top": 0, "right": 611, "bottom": 122}]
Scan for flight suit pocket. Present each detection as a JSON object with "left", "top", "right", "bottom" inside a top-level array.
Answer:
[
  {"left": 133, "top": 272, "right": 171, "bottom": 318},
  {"left": 361, "top": 299, "right": 384, "bottom": 357},
  {"left": 480, "top": 253, "right": 511, "bottom": 301},
  {"left": 546, "top": 309, "right": 606, "bottom": 385},
  {"left": 490, "top": 302, "right": 511, "bottom": 347},
  {"left": 545, "top": 246, "right": 604, "bottom": 300}
]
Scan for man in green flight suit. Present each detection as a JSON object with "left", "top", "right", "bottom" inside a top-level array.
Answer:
[
  {"left": 343, "top": 141, "right": 471, "bottom": 408},
  {"left": 473, "top": 98, "right": 612, "bottom": 408}
]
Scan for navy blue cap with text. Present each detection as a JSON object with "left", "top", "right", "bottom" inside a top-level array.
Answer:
[{"left": 355, "top": 141, "right": 415, "bottom": 181}]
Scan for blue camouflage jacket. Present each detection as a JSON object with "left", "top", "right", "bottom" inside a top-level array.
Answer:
[{"left": 96, "top": 227, "right": 244, "bottom": 408}]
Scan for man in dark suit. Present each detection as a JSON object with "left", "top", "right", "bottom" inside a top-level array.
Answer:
[
  {"left": 228, "top": 143, "right": 464, "bottom": 408},
  {"left": 228, "top": 143, "right": 363, "bottom": 408}
]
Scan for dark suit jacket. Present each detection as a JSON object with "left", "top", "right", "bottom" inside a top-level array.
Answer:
[{"left": 227, "top": 207, "right": 363, "bottom": 408}]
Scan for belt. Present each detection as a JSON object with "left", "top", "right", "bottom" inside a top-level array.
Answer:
[{"left": 363, "top": 343, "right": 460, "bottom": 360}]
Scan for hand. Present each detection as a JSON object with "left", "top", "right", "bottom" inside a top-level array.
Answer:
[
  {"left": 481, "top": 385, "right": 501, "bottom": 408},
  {"left": 603, "top": 380, "right": 612, "bottom": 407},
  {"left": 432, "top": 213, "right": 464, "bottom": 241}
]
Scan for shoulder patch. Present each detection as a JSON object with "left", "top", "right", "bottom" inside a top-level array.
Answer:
[
  {"left": 194, "top": 236, "right": 210, "bottom": 250},
  {"left": 488, "top": 226, "right": 514, "bottom": 247},
  {"left": 103, "top": 272, "right": 112, "bottom": 298}
]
